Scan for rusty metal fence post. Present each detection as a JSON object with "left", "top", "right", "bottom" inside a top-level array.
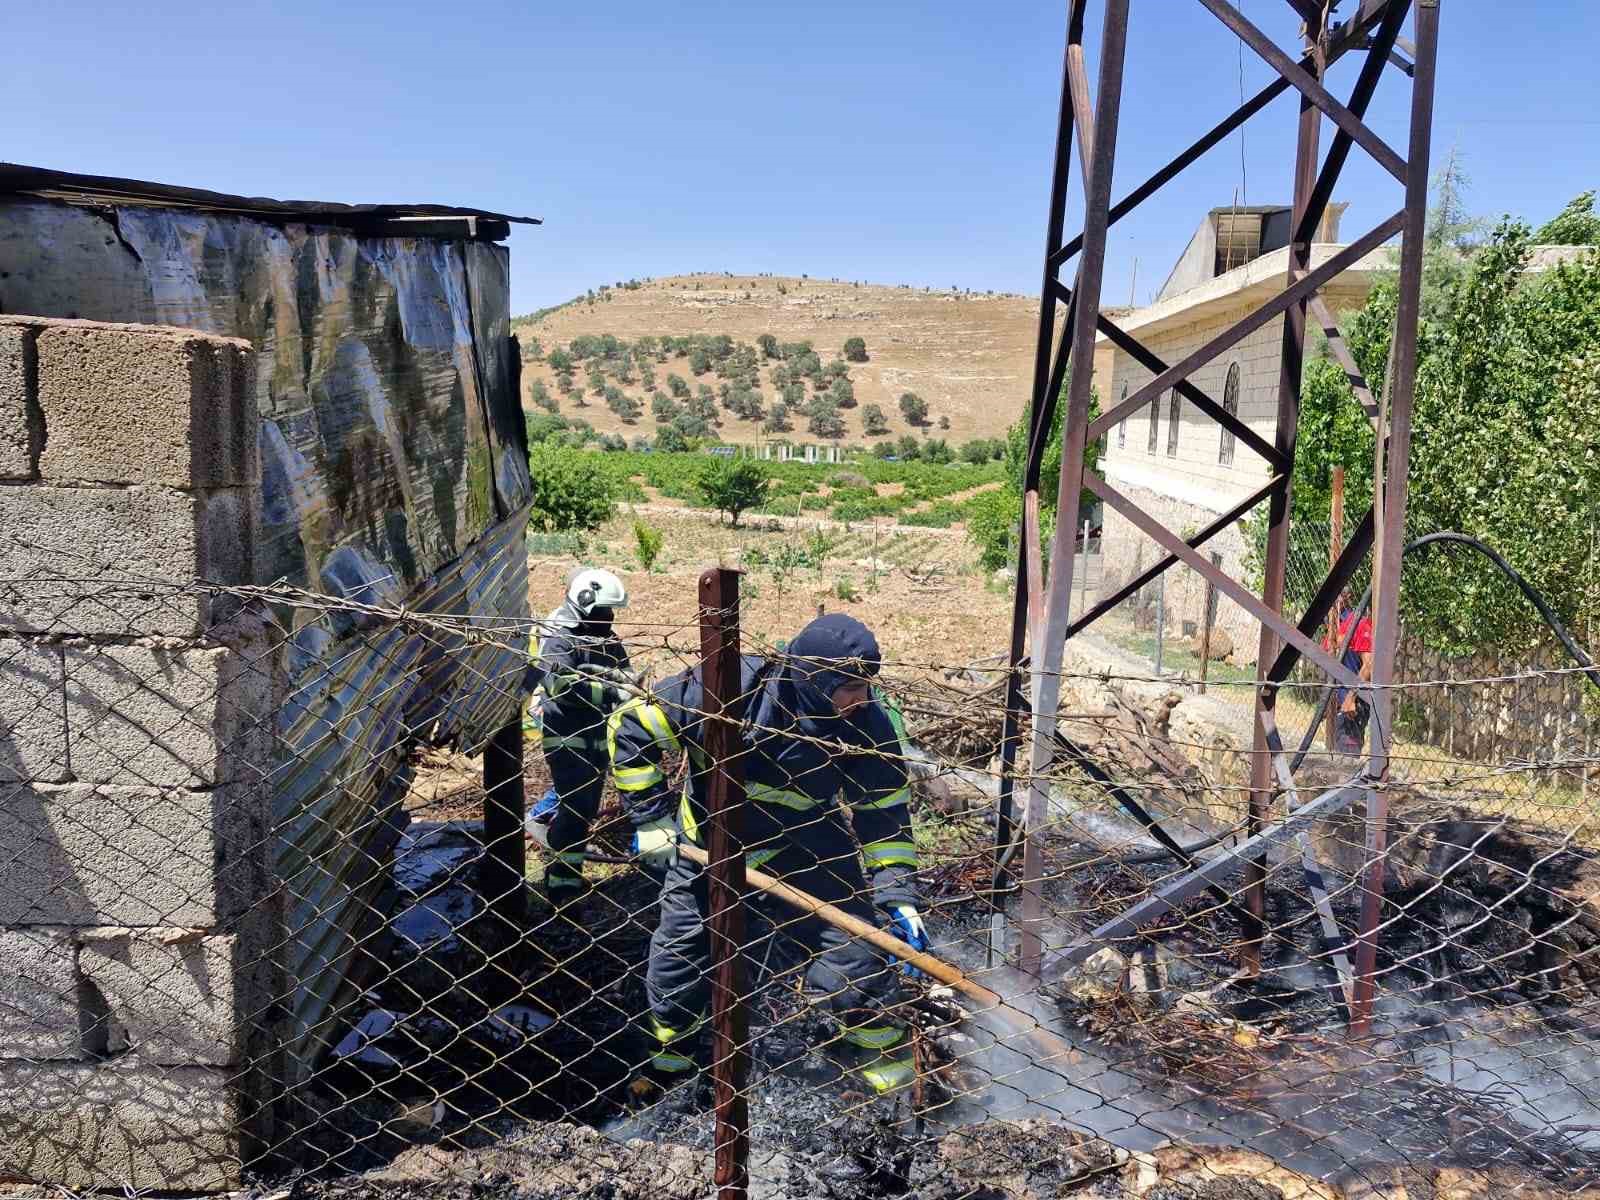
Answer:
[{"left": 699, "top": 566, "right": 750, "bottom": 1199}]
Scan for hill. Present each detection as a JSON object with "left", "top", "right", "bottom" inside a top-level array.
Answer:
[{"left": 511, "top": 273, "right": 1054, "bottom": 448}]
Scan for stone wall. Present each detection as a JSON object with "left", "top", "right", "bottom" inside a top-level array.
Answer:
[{"left": 0, "top": 315, "right": 278, "bottom": 1192}]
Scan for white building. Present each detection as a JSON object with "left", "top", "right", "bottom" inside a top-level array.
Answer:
[{"left": 1096, "top": 205, "right": 1383, "bottom": 660}]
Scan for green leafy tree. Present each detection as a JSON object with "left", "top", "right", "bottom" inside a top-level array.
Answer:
[
  {"left": 547, "top": 348, "right": 574, "bottom": 372},
  {"left": 654, "top": 425, "right": 690, "bottom": 453},
  {"left": 667, "top": 373, "right": 691, "bottom": 399},
  {"left": 1534, "top": 190, "right": 1600, "bottom": 246},
  {"left": 862, "top": 403, "right": 890, "bottom": 436},
  {"left": 898, "top": 392, "right": 929, "bottom": 426},
  {"left": 827, "top": 376, "right": 856, "bottom": 409},
  {"left": 960, "top": 439, "right": 991, "bottom": 465},
  {"left": 528, "top": 379, "right": 558, "bottom": 413},
  {"left": 757, "top": 333, "right": 779, "bottom": 359},
  {"left": 1281, "top": 217, "right": 1600, "bottom": 656},
  {"left": 843, "top": 336, "right": 869, "bottom": 363},
  {"left": 527, "top": 444, "right": 616, "bottom": 532},
  {"left": 807, "top": 397, "right": 845, "bottom": 438},
  {"left": 652, "top": 394, "right": 680, "bottom": 423},
  {"left": 633, "top": 520, "right": 665, "bottom": 570},
  {"left": 895, "top": 434, "right": 920, "bottom": 460},
  {"left": 922, "top": 438, "right": 952, "bottom": 464},
  {"left": 763, "top": 403, "right": 792, "bottom": 434},
  {"left": 872, "top": 441, "right": 896, "bottom": 459},
  {"left": 690, "top": 347, "right": 712, "bottom": 375},
  {"left": 526, "top": 411, "right": 570, "bottom": 444},
  {"left": 698, "top": 458, "right": 771, "bottom": 527}
]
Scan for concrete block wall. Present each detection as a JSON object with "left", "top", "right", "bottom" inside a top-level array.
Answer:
[{"left": 0, "top": 315, "right": 278, "bottom": 1193}]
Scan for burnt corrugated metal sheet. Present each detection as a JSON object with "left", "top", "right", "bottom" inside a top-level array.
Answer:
[
  {"left": 273, "top": 509, "right": 530, "bottom": 1081},
  {"left": 0, "top": 196, "right": 532, "bottom": 596},
  {"left": 0, "top": 187, "right": 535, "bottom": 1089}
]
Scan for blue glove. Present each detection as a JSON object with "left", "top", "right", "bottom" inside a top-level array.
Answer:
[
  {"left": 530, "top": 787, "right": 560, "bottom": 823},
  {"left": 886, "top": 904, "right": 929, "bottom": 977}
]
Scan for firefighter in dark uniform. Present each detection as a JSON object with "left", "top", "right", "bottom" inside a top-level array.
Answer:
[
  {"left": 608, "top": 613, "right": 928, "bottom": 1094},
  {"left": 527, "top": 567, "right": 634, "bottom": 898}
]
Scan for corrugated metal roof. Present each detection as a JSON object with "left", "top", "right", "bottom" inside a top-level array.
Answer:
[{"left": 0, "top": 162, "right": 539, "bottom": 241}]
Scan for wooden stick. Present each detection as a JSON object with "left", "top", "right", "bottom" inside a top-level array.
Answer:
[{"left": 677, "top": 844, "right": 1004, "bottom": 1010}]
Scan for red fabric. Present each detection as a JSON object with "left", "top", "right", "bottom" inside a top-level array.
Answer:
[{"left": 1338, "top": 611, "right": 1374, "bottom": 654}]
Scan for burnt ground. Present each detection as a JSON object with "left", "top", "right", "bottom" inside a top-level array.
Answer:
[{"left": 256, "top": 763, "right": 1600, "bottom": 1200}]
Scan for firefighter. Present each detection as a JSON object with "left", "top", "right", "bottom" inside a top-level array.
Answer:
[
  {"left": 527, "top": 567, "right": 635, "bottom": 899},
  {"left": 608, "top": 612, "right": 928, "bottom": 1096}
]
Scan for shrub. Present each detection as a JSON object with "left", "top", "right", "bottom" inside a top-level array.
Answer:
[
  {"left": 862, "top": 404, "right": 890, "bottom": 436},
  {"left": 937, "top": 415, "right": 950, "bottom": 430},
  {"left": 827, "top": 376, "right": 856, "bottom": 408},
  {"left": 829, "top": 470, "right": 869, "bottom": 489},
  {"left": 526, "top": 411, "right": 570, "bottom": 445},
  {"left": 527, "top": 445, "right": 616, "bottom": 533},
  {"left": 529, "top": 379, "right": 558, "bottom": 413},
  {"left": 633, "top": 520, "right": 665, "bottom": 570},
  {"left": 895, "top": 434, "right": 921, "bottom": 460},
  {"left": 872, "top": 440, "right": 896, "bottom": 459},
  {"left": 960, "top": 439, "right": 993, "bottom": 465},
  {"left": 843, "top": 336, "right": 868, "bottom": 363},
  {"left": 655, "top": 425, "right": 690, "bottom": 453},
  {"left": 898, "top": 392, "right": 929, "bottom": 426},
  {"left": 652, "top": 394, "right": 680, "bottom": 422},
  {"left": 757, "top": 333, "right": 779, "bottom": 359},
  {"left": 764, "top": 403, "right": 792, "bottom": 434},
  {"left": 668, "top": 373, "right": 691, "bottom": 399},
  {"left": 547, "top": 348, "right": 574, "bottom": 372},
  {"left": 807, "top": 398, "right": 845, "bottom": 439},
  {"left": 698, "top": 458, "right": 771, "bottom": 527},
  {"left": 834, "top": 576, "right": 861, "bottom": 602}
]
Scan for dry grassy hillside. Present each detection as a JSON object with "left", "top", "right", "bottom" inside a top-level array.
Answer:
[{"left": 513, "top": 273, "right": 1059, "bottom": 447}]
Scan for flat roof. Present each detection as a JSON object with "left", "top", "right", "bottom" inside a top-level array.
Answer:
[
  {"left": 0, "top": 162, "right": 540, "bottom": 242},
  {"left": 1098, "top": 242, "right": 1388, "bottom": 343}
]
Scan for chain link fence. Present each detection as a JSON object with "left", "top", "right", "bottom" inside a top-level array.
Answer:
[{"left": 4, "top": 559, "right": 1600, "bottom": 1199}]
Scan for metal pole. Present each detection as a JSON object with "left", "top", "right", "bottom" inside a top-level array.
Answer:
[
  {"left": 698, "top": 566, "right": 750, "bottom": 1198},
  {"left": 1078, "top": 520, "right": 1091, "bottom": 620},
  {"left": 483, "top": 718, "right": 527, "bottom": 929},
  {"left": 990, "top": 0, "right": 1085, "bottom": 969},
  {"left": 1326, "top": 466, "right": 1345, "bottom": 752},
  {"left": 1019, "top": 0, "right": 1131, "bottom": 977},
  {"left": 1154, "top": 572, "right": 1166, "bottom": 677},
  {"left": 1351, "top": 0, "right": 1439, "bottom": 1038},
  {"left": 1241, "top": 18, "right": 1325, "bottom": 977},
  {"left": 1198, "top": 554, "right": 1220, "bottom": 695}
]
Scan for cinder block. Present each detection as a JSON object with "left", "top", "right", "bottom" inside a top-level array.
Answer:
[
  {"left": 0, "top": 930, "right": 79, "bottom": 1058},
  {"left": 0, "top": 484, "right": 250, "bottom": 637},
  {"left": 76, "top": 931, "right": 239, "bottom": 1066},
  {"left": 0, "top": 782, "right": 228, "bottom": 926},
  {"left": 0, "top": 323, "right": 40, "bottom": 479},
  {"left": 34, "top": 323, "right": 254, "bottom": 489},
  {"left": 0, "top": 639, "right": 68, "bottom": 783},
  {"left": 0, "top": 1060, "right": 238, "bottom": 1191},
  {"left": 63, "top": 641, "right": 273, "bottom": 788}
]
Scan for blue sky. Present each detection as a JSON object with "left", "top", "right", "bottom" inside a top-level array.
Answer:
[{"left": 6, "top": 2, "right": 1596, "bottom": 314}]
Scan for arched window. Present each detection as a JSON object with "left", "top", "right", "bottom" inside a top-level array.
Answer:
[
  {"left": 1166, "top": 391, "right": 1182, "bottom": 456},
  {"left": 1146, "top": 392, "right": 1160, "bottom": 453},
  {"left": 1116, "top": 383, "right": 1128, "bottom": 448},
  {"left": 1219, "top": 361, "right": 1240, "bottom": 466}
]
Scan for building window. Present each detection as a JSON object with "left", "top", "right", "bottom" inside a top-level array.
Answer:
[
  {"left": 1166, "top": 391, "right": 1182, "bottom": 457},
  {"left": 1219, "top": 361, "right": 1240, "bottom": 466},
  {"left": 1146, "top": 393, "right": 1160, "bottom": 454},
  {"left": 1116, "top": 384, "right": 1128, "bottom": 448}
]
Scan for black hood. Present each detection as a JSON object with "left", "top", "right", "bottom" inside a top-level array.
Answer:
[{"left": 779, "top": 613, "right": 882, "bottom": 723}]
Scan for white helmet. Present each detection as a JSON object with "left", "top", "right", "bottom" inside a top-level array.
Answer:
[{"left": 567, "top": 567, "right": 629, "bottom": 616}]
